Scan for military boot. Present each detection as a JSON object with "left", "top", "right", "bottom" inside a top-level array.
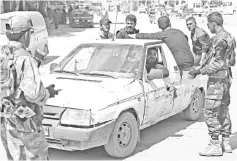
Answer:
[
  {"left": 199, "top": 140, "right": 223, "bottom": 156},
  {"left": 222, "top": 137, "right": 232, "bottom": 153}
]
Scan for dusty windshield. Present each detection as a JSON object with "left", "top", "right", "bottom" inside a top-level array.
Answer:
[{"left": 58, "top": 44, "right": 143, "bottom": 78}]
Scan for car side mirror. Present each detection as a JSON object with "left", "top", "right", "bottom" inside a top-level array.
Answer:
[
  {"left": 50, "top": 63, "right": 58, "bottom": 73},
  {"left": 30, "top": 29, "right": 34, "bottom": 34}
]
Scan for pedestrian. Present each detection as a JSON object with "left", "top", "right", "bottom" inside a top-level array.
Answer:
[
  {"left": 188, "top": 12, "right": 236, "bottom": 156},
  {"left": 186, "top": 16, "right": 212, "bottom": 66},
  {"left": 116, "top": 14, "right": 139, "bottom": 39},
  {"left": 0, "top": 15, "right": 59, "bottom": 160},
  {"left": 96, "top": 18, "right": 114, "bottom": 40},
  {"left": 128, "top": 16, "right": 194, "bottom": 70},
  {"left": 101, "top": 8, "right": 109, "bottom": 19},
  {"left": 68, "top": 5, "right": 73, "bottom": 24},
  {"left": 52, "top": 8, "right": 60, "bottom": 29},
  {"left": 62, "top": 5, "right": 67, "bottom": 24}
]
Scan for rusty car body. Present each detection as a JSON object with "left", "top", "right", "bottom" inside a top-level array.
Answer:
[{"left": 42, "top": 40, "right": 208, "bottom": 158}]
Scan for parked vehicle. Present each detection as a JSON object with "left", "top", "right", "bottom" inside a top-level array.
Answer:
[
  {"left": 49, "top": 1, "right": 66, "bottom": 10},
  {"left": 138, "top": 6, "right": 147, "bottom": 14},
  {"left": 204, "top": 4, "right": 223, "bottom": 14},
  {"left": 42, "top": 39, "right": 207, "bottom": 158},
  {"left": 180, "top": 3, "right": 204, "bottom": 18},
  {"left": 0, "top": 11, "right": 49, "bottom": 57},
  {"left": 192, "top": 1, "right": 204, "bottom": 16},
  {"left": 222, "top": 2, "right": 237, "bottom": 15},
  {"left": 121, "top": 3, "right": 130, "bottom": 14},
  {"left": 69, "top": 9, "right": 94, "bottom": 28}
]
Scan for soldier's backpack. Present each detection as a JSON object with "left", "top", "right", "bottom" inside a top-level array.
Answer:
[
  {"left": 0, "top": 45, "right": 16, "bottom": 98},
  {"left": 0, "top": 45, "right": 30, "bottom": 98}
]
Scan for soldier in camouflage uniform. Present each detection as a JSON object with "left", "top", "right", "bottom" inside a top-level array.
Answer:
[
  {"left": 189, "top": 12, "right": 236, "bottom": 156},
  {"left": 0, "top": 15, "right": 58, "bottom": 160},
  {"left": 186, "top": 16, "right": 212, "bottom": 66}
]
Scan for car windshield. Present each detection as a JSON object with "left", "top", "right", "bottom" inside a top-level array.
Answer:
[{"left": 56, "top": 44, "right": 143, "bottom": 79}]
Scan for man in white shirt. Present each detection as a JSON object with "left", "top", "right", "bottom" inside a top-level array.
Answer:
[{"left": 96, "top": 18, "right": 114, "bottom": 40}]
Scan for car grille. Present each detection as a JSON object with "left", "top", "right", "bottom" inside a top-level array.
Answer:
[
  {"left": 43, "top": 105, "right": 65, "bottom": 120},
  {"left": 43, "top": 105, "right": 66, "bottom": 127},
  {"left": 46, "top": 137, "right": 62, "bottom": 144}
]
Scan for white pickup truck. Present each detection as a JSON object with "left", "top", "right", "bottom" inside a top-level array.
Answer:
[{"left": 42, "top": 40, "right": 208, "bottom": 158}]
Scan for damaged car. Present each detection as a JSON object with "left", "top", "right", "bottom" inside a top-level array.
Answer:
[{"left": 42, "top": 40, "right": 208, "bottom": 158}]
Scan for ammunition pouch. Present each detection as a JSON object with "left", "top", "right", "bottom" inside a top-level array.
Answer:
[
  {"left": 1, "top": 95, "right": 43, "bottom": 132},
  {"left": 205, "top": 82, "right": 224, "bottom": 100}
]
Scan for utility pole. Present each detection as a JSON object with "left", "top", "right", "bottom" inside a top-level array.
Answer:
[{"left": 178, "top": 0, "right": 182, "bottom": 13}]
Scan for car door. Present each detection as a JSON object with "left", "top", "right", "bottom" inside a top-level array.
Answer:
[
  {"left": 160, "top": 45, "right": 183, "bottom": 113},
  {"left": 142, "top": 45, "right": 174, "bottom": 126}
]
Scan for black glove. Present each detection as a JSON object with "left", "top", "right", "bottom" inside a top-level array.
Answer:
[
  {"left": 46, "top": 84, "right": 59, "bottom": 98},
  {"left": 188, "top": 69, "right": 201, "bottom": 78}
]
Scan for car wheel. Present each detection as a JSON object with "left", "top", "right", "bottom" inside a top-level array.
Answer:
[
  {"left": 104, "top": 112, "right": 138, "bottom": 158},
  {"left": 183, "top": 89, "right": 204, "bottom": 121},
  {"left": 234, "top": 10, "right": 236, "bottom": 15}
]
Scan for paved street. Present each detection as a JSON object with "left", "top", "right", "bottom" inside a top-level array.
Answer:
[{"left": 1, "top": 12, "right": 237, "bottom": 161}]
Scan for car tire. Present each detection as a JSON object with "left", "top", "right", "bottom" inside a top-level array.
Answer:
[
  {"left": 104, "top": 112, "right": 138, "bottom": 158},
  {"left": 234, "top": 10, "right": 236, "bottom": 15},
  {"left": 183, "top": 89, "right": 204, "bottom": 121}
]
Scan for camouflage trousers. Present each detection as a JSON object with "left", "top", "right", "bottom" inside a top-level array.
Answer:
[
  {"left": 1, "top": 118, "right": 13, "bottom": 160},
  {"left": 204, "top": 77, "right": 232, "bottom": 140},
  {"left": 1, "top": 118, "right": 49, "bottom": 161}
]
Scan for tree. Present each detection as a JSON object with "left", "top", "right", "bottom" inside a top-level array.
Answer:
[{"left": 38, "top": 1, "right": 47, "bottom": 17}]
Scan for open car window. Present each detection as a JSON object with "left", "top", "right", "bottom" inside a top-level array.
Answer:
[
  {"left": 145, "top": 45, "right": 169, "bottom": 79},
  {"left": 146, "top": 46, "right": 167, "bottom": 67}
]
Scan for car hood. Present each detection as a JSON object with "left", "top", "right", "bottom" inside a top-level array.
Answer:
[{"left": 43, "top": 74, "right": 140, "bottom": 112}]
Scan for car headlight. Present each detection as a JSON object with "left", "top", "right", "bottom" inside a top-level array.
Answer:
[{"left": 61, "top": 109, "right": 91, "bottom": 126}]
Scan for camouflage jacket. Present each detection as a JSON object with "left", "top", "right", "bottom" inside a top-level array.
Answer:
[
  {"left": 191, "top": 27, "right": 211, "bottom": 55},
  {"left": 8, "top": 41, "right": 50, "bottom": 106},
  {"left": 3, "top": 41, "right": 50, "bottom": 132},
  {"left": 200, "top": 29, "right": 236, "bottom": 77}
]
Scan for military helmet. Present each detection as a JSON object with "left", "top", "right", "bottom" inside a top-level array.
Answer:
[
  {"left": 5, "top": 15, "right": 33, "bottom": 34},
  {"left": 5, "top": 15, "right": 33, "bottom": 41}
]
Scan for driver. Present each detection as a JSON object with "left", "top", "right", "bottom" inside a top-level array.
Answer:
[{"left": 146, "top": 48, "right": 169, "bottom": 80}]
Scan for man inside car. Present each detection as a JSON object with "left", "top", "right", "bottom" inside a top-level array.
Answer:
[{"left": 146, "top": 48, "right": 169, "bottom": 80}]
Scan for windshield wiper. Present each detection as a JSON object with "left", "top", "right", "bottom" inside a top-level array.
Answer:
[
  {"left": 54, "top": 70, "right": 79, "bottom": 76},
  {"left": 80, "top": 72, "right": 117, "bottom": 79},
  {"left": 54, "top": 71, "right": 117, "bottom": 79}
]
